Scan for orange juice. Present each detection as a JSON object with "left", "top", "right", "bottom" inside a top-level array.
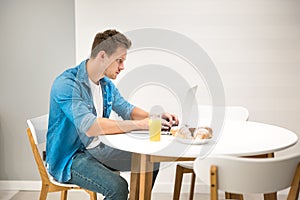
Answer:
[{"left": 149, "top": 118, "right": 161, "bottom": 141}]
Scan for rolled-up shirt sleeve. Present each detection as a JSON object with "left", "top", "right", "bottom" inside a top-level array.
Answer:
[{"left": 111, "top": 85, "right": 135, "bottom": 120}]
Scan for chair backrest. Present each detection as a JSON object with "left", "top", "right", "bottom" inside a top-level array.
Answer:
[
  {"left": 27, "top": 114, "right": 49, "bottom": 144},
  {"left": 194, "top": 154, "right": 300, "bottom": 194},
  {"left": 198, "top": 105, "right": 249, "bottom": 122},
  {"left": 26, "top": 114, "right": 50, "bottom": 183},
  {"left": 224, "top": 106, "right": 249, "bottom": 121}
]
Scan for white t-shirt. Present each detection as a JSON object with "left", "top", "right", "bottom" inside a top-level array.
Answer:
[{"left": 86, "top": 79, "right": 103, "bottom": 149}]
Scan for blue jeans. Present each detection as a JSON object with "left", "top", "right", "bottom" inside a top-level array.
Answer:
[{"left": 68, "top": 143, "right": 160, "bottom": 199}]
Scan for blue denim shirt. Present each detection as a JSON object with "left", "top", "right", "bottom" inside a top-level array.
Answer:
[{"left": 46, "top": 60, "right": 134, "bottom": 182}]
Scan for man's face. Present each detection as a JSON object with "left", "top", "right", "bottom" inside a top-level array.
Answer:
[{"left": 104, "top": 47, "right": 127, "bottom": 80}]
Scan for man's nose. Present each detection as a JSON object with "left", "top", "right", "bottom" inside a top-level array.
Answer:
[{"left": 119, "top": 63, "right": 125, "bottom": 70}]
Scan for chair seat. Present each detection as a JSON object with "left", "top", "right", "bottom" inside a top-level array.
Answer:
[
  {"left": 49, "top": 176, "right": 80, "bottom": 188},
  {"left": 193, "top": 154, "right": 300, "bottom": 200},
  {"left": 178, "top": 162, "right": 193, "bottom": 169}
]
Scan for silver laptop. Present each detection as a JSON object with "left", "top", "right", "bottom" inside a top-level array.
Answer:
[
  {"left": 129, "top": 85, "right": 198, "bottom": 134},
  {"left": 180, "top": 85, "right": 198, "bottom": 127}
]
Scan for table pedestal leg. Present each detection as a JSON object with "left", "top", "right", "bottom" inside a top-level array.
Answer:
[
  {"left": 139, "top": 154, "right": 153, "bottom": 200},
  {"left": 130, "top": 153, "right": 153, "bottom": 200},
  {"left": 130, "top": 153, "right": 140, "bottom": 200}
]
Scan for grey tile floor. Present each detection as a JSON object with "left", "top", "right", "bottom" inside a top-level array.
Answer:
[{"left": 0, "top": 190, "right": 290, "bottom": 200}]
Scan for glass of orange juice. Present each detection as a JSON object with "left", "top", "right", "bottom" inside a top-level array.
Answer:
[{"left": 149, "top": 114, "right": 161, "bottom": 142}]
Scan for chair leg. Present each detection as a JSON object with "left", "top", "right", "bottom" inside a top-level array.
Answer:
[
  {"left": 39, "top": 184, "right": 49, "bottom": 200},
  {"left": 287, "top": 163, "right": 300, "bottom": 200},
  {"left": 262, "top": 153, "right": 277, "bottom": 200},
  {"left": 89, "top": 191, "right": 97, "bottom": 200},
  {"left": 60, "top": 190, "right": 68, "bottom": 200},
  {"left": 173, "top": 165, "right": 184, "bottom": 200},
  {"left": 225, "top": 192, "right": 244, "bottom": 200},
  {"left": 85, "top": 190, "right": 97, "bottom": 200},
  {"left": 189, "top": 172, "right": 196, "bottom": 200},
  {"left": 211, "top": 166, "right": 218, "bottom": 200}
]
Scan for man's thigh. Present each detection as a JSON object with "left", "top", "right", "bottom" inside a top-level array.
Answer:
[
  {"left": 87, "top": 143, "right": 132, "bottom": 171},
  {"left": 68, "top": 150, "right": 128, "bottom": 198}
]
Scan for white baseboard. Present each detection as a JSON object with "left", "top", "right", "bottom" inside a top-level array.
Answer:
[
  {"left": 0, "top": 180, "right": 206, "bottom": 193},
  {"left": 0, "top": 181, "right": 41, "bottom": 191},
  {"left": 0, "top": 180, "right": 290, "bottom": 196}
]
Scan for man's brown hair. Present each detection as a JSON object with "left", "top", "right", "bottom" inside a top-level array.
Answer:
[{"left": 91, "top": 29, "right": 131, "bottom": 58}]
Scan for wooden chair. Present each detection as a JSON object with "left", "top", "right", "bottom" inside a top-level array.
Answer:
[
  {"left": 173, "top": 106, "right": 249, "bottom": 200},
  {"left": 193, "top": 154, "right": 300, "bottom": 200},
  {"left": 27, "top": 114, "right": 97, "bottom": 200}
]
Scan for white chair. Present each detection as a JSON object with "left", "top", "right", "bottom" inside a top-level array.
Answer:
[
  {"left": 26, "top": 114, "right": 97, "bottom": 200},
  {"left": 173, "top": 106, "right": 249, "bottom": 200},
  {"left": 193, "top": 154, "right": 300, "bottom": 200}
]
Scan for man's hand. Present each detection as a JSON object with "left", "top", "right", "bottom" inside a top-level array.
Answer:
[
  {"left": 131, "top": 107, "right": 179, "bottom": 131},
  {"left": 161, "top": 113, "right": 179, "bottom": 130}
]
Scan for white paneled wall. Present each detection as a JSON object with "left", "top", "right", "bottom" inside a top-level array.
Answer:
[{"left": 75, "top": 0, "right": 300, "bottom": 193}]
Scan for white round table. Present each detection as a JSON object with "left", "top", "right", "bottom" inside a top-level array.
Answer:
[
  {"left": 100, "top": 120, "right": 298, "bottom": 158},
  {"left": 99, "top": 120, "right": 298, "bottom": 200}
]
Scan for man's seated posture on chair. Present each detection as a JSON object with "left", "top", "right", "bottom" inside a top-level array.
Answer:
[{"left": 46, "top": 29, "right": 178, "bottom": 200}]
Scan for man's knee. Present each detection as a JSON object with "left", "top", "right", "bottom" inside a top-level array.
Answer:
[{"left": 106, "top": 175, "right": 129, "bottom": 199}]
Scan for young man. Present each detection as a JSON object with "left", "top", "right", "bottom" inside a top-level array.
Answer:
[{"left": 46, "top": 29, "right": 178, "bottom": 199}]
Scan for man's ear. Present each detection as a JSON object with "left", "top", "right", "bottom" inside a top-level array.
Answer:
[{"left": 96, "top": 50, "right": 106, "bottom": 61}]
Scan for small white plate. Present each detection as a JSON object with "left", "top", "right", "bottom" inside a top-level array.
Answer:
[
  {"left": 129, "top": 130, "right": 171, "bottom": 135},
  {"left": 174, "top": 137, "right": 210, "bottom": 145}
]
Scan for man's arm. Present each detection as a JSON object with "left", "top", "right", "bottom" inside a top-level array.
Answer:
[
  {"left": 86, "top": 117, "right": 149, "bottom": 136},
  {"left": 130, "top": 107, "right": 149, "bottom": 120},
  {"left": 86, "top": 107, "right": 179, "bottom": 136}
]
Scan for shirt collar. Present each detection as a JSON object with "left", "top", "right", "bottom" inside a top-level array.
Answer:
[
  {"left": 77, "top": 59, "right": 110, "bottom": 87},
  {"left": 77, "top": 59, "right": 90, "bottom": 86}
]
